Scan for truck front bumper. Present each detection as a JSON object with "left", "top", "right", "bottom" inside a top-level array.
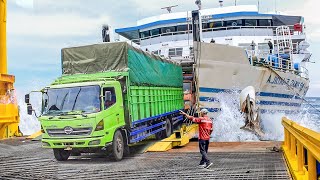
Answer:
[{"left": 42, "top": 136, "right": 111, "bottom": 149}]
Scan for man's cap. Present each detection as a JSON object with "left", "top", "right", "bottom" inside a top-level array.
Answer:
[{"left": 200, "top": 108, "right": 209, "bottom": 114}]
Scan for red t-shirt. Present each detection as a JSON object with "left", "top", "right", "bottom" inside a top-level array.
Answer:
[{"left": 192, "top": 116, "right": 213, "bottom": 140}]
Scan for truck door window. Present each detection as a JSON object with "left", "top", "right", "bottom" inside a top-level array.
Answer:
[{"left": 103, "top": 87, "right": 116, "bottom": 109}]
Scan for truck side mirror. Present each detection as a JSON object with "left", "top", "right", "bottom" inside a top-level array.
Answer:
[
  {"left": 105, "top": 91, "right": 112, "bottom": 101},
  {"left": 25, "top": 94, "right": 30, "bottom": 104},
  {"left": 27, "top": 104, "right": 33, "bottom": 115},
  {"left": 44, "top": 99, "right": 48, "bottom": 108}
]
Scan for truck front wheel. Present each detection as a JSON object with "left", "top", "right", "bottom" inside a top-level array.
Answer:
[
  {"left": 53, "top": 149, "right": 71, "bottom": 161},
  {"left": 112, "top": 130, "right": 124, "bottom": 161}
]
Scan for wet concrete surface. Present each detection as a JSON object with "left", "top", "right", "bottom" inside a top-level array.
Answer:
[{"left": 0, "top": 138, "right": 289, "bottom": 179}]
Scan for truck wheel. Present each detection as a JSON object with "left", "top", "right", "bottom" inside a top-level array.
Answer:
[
  {"left": 164, "top": 118, "right": 173, "bottom": 138},
  {"left": 53, "top": 149, "right": 71, "bottom": 161},
  {"left": 155, "top": 118, "right": 172, "bottom": 140},
  {"left": 112, "top": 130, "right": 124, "bottom": 161}
]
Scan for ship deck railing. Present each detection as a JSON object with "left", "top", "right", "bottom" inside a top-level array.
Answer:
[{"left": 247, "top": 49, "right": 309, "bottom": 79}]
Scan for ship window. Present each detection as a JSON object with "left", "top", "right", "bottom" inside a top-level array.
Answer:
[
  {"left": 168, "top": 48, "right": 183, "bottom": 57},
  {"left": 177, "top": 25, "right": 188, "bottom": 31},
  {"left": 151, "top": 28, "right": 160, "bottom": 36},
  {"left": 140, "top": 31, "right": 150, "bottom": 38},
  {"left": 202, "top": 23, "right": 209, "bottom": 29},
  {"left": 244, "top": 19, "right": 257, "bottom": 26},
  {"left": 258, "top": 19, "right": 272, "bottom": 26},
  {"left": 225, "top": 19, "right": 243, "bottom": 27},
  {"left": 213, "top": 21, "right": 223, "bottom": 28},
  {"left": 161, "top": 26, "right": 176, "bottom": 34}
]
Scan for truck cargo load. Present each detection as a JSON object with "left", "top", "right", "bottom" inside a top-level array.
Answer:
[{"left": 61, "top": 42, "right": 183, "bottom": 87}]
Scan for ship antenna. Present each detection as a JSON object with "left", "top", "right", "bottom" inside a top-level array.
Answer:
[
  {"left": 195, "top": 0, "right": 202, "bottom": 10},
  {"left": 161, "top": 5, "right": 178, "bottom": 13}
]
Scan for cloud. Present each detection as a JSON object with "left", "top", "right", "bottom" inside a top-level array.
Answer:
[
  {"left": 7, "top": 11, "right": 110, "bottom": 38},
  {"left": 14, "top": 0, "right": 34, "bottom": 9},
  {"left": 307, "top": 81, "right": 320, "bottom": 97},
  {"left": 284, "top": 0, "right": 320, "bottom": 41}
]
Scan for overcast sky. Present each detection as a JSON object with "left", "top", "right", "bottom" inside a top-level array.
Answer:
[{"left": 7, "top": 0, "right": 320, "bottom": 96}]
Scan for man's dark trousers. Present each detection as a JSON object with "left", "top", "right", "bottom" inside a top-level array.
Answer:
[{"left": 199, "top": 139, "right": 210, "bottom": 165}]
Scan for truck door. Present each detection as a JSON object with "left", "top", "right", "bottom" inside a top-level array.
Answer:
[{"left": 102, "top": 85, "right": 125, "bottom": 132}]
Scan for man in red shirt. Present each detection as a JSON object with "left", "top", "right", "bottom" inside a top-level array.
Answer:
[{"left": 180, "top": 109, "right": 213, "bottom": 169}]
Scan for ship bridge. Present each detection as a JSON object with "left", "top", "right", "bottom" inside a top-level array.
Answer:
[{"left": 115, "top": 5, "right": 307, "bottom": 62}]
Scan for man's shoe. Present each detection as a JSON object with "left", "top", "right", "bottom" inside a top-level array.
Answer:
[
  {"left": 198, "top": 163, "right": 206, "bottom": 168},
  {"left": 205, "top": 162, "right": 213, "bottom": 169}
]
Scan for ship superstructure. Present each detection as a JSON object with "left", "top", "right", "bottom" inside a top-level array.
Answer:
[{"left": 115, "top": 4, "right": 311, "bottom": 118}]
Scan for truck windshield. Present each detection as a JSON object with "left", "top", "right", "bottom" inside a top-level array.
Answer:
[{"left": 43, "top": 85, "right": 101, "bottom": 115}]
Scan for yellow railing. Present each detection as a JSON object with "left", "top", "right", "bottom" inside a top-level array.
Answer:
[{"left": 282, "top": 117, "right": 320, "bottom": 180}]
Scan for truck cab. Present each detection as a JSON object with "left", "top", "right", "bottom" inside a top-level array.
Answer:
[{"left": 27, "top": 79, "right": 127, "bottom": 161}]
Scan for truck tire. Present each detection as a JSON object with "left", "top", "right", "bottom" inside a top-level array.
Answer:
[
  {"left": 53, "top": 149, "right": 71, "bottom": 161},
  {"left": 164, "top": 118, "right": 173, "bottom": 138},
  {"left": 112, "top": 130, "right": 124, "bottom": 161},
  {"left": 155, "top": 118, "right": 172, "bottom": 140}
]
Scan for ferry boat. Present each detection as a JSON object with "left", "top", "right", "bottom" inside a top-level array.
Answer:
[{"left": 114, "top": 2, "right": 312, "bottom": 121}]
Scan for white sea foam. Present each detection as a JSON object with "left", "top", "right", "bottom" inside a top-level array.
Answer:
[
  {"left": 209, "top": 91, "right": 320, "bottom": 142},
  {"left": 211, "top": 91, "right": 259, "bottom": 142}
]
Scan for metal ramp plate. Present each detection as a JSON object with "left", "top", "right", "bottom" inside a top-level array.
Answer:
[
  {"left": 0, "top": 141, "right": 290, "bottom": 180},
  {"left": 146, "top": 124, "right": 198, "bottom": 152}
]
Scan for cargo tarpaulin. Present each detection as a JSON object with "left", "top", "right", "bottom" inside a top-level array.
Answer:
[{"left": 61, "top": 42, "right": 182, "bottom": 87}]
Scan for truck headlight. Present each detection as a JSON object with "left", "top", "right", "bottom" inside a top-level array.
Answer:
[{"left": 95, "top": 120, "right": 104, "bottom": 131}]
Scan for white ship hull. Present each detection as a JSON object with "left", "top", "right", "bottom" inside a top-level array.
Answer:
[{"left": 196, "top": 43, "right": 309, "bottom": 117}]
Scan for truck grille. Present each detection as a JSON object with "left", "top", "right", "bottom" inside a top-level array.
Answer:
[{"left": 46, "top": 127, "right": 92, "bottom": 137}]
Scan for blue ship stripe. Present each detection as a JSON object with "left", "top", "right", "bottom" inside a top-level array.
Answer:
[
  {"left": 259, "top": 92, "right": 301, "bottom": 99},
  {"left": 260, "top": 109, "right": 300, "bottom": 114},
  {"left": 199, "top": 87, "right": 302, "bottom": 99},
  {"left": 115, "top": 12, "right": 274, "bottom": 33},
  {"left": 199, "top": 87, "right": 238, "bottom": 93},
  {"left": 115, "top": 18, "right": 187, "bottom": 33},
  {"left": 200, "top": 97, "right": 301, "bottom": 107},
  {"left": 259, "top": 101, "right": 301, "bottom": 107},
  {"left": 204, "top": 107, "right": 302, "bottom": 113},
  {"left": 207, "top": 108, "right": 221, "bottom": 112},
  {"left": 199, "top": 96, "right": 219, "bottom": 102}
]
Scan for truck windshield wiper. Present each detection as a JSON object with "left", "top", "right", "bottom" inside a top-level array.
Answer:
[
  {"left": 65, "top": 110, "right": 88, "bottom": 117},
  {"left": 48, "top": 110, "right": 87, "bottom": 120}
]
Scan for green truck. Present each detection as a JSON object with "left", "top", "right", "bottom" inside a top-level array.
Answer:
[{"left": 25, "top": 42, "right": 184, "bottom": 161}]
